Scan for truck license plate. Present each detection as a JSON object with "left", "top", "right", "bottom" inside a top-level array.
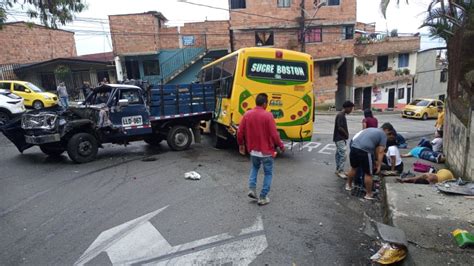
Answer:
[{"left": 122, "top": 115, "right": 143, "bottom": 127}]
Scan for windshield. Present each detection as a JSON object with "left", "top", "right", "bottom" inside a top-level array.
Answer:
[
  {"left": 246, "top": 58, "right": 308, "bottom": 82},
  {"left": 26, "top": 82, "right": 44, "bottom": 92},
  {"left": 409, "top": 99, "right": 430, "bottom": 106}
]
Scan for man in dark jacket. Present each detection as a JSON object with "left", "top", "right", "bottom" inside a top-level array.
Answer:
[
  {"left": 333, "top": 101, "right": 354, "bottom": 179},
  {"left": 237, "top": 93, "right": 285, "bottom": 206}
]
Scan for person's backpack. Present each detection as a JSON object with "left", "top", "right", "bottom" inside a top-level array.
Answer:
[{"left": 413, "top": 161, "right": 436, "bottom": 173}]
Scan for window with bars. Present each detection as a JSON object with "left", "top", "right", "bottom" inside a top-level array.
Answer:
[
  {"left": 343, "top": 25, "right": 354, "bottom": 40},
  {"left": 305, "top": 28, "right": 322, "bottom": 43},
  {"left": 230, "top": 0, "right": 246, "bottom": 9},
  {"left": 278, "top": 0, "right": 291, "bottom": 8},
  {"left": 398, "top": 88, "right": 405, "bottom": 99},
  {"left": 319, "top": 62, "right": 332, "bottom": 77}
]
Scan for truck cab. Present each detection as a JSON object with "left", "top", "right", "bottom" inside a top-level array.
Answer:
[{"left": 1, "top": 84, "right": 214, "bottom": 163}]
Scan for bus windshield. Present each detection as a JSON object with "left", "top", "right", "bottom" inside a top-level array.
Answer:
[{"left": 246, "top": 58, "right": 308, "bottom": 82}]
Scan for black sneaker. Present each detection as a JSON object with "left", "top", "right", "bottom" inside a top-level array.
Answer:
[{"left": 248, "top": 189, "right": 257, "bottom": 200}]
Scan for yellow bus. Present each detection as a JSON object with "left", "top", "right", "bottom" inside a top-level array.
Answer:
[{"left": 199, "top": 47, "right": 314, "bottom": 147}]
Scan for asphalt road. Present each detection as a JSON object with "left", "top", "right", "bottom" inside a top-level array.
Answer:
[{"left": 0, "top": 113, "right": 435, "bottom": 265}]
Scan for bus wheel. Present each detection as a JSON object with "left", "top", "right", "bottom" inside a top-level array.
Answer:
[
  {"left": 167, "top": 125, "right": 192, "bottom": 151},
  {"left": 211, "top": 123, "right": 228, "bottom": 149}
]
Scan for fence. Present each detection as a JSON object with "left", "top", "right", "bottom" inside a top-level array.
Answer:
[{"left": 0, "top": 64, "right": 20, "bottom": 80}]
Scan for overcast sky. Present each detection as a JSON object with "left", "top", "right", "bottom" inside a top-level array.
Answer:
[{"left": 9, "top": 0, "right": 444, "bottom": 55}]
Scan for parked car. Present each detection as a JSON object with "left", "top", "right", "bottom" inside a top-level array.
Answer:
[
  {"left": 402, "top": 98, "right": 444, "bottom": 120},
  {"left": 0, "top": 89, "right": 26, "bottom": 125},
  {"left": 0, "top": 80, "right": 59, "bottom": 109}
]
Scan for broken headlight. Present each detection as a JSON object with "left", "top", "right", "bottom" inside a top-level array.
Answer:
[{"left": 22, "top": 113, "right": 58, "bottom": 130}]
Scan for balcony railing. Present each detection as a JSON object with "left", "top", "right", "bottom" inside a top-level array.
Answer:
[
  {"left": 352, "top": 70, "right": 413, "bottom": 88},
  {"left": 354, "top": 34, "right": 420, "bottom": 57}
]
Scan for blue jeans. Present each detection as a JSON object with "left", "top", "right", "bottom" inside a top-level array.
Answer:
[
  {"left": 248, "top": 156, "right": 274, "bottom": 198},
  {"left": 60, "top": 96, "right": 69, "bottom": 108},
  {"left": 420, "top": 150, "right": 440, "bottom": 163},
  {"left": 335, "top": 140, "right": 347, "bottom": 172}
]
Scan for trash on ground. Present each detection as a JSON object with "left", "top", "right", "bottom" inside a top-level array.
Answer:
[
  {"left": 436, "top": 179, "right": 474, "bottom": 196},
  {"left": 452, "top": 229, "right": 474, "bottom": 248},
  {"left": 142, "top": 156, "right": 157, "bottom": 162},
  {"left": 184, "top": 171, "right": 201, "bottom": 180},
  {"left": 363, "top": 214, "right": 408, "bottom": 247},
  {"left": 370, "top": 242, "right": 407, "bottom": 264},
  {"left": 426, "top": 207, "right": 431, "bottom": 211}
]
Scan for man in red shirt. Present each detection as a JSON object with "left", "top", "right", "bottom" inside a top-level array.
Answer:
[{"left": 237, "top": 93, "right": 285, "bottom": 206}]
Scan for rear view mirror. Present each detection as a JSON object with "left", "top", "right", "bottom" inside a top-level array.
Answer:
[{"left": 118, "top": 99, "right": 129, "bottom": 107}]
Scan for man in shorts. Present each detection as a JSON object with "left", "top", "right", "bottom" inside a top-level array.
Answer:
[{"left": 346, "top": 123, "right": 397, "bottom": 200}]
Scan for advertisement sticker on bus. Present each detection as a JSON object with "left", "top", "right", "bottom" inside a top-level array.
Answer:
[{"left": 246, "top": 58, "right": 308, "bottom": 82}]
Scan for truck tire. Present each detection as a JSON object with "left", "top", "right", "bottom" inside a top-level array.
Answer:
[
  {"left": 40, "top": 143, "right": 65, "bottom": 156},
  {"left": 167, "top": 125, "right": 192, "bottom": 151},
  {"left": 67, "top": 133, "right": 98, "bottom": 163},
  {"left": 211, "top": 123, "right": 228, "bottom": 149},
  {"left": 144, "top": 135, "right": 164, "bottom": 146}
]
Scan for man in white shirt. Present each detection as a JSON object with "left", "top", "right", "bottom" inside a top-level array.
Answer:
[
  {"left": 431, "top": 130, "right": 443, "bottom": 153},
  {"left": 382, "top": 140, "right": 404, "bottom": 174}
]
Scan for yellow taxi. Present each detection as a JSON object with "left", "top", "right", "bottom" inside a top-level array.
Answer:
[
  {"left": 402, "top": 98, "right": 444, "bottom": 120},
  {"left": 0, "top": 80, "right": 59, "bottom": 109}
]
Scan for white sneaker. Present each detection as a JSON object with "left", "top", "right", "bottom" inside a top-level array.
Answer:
[
  {"left": 337, "top": 171, "right": 348, "bottom": 179},
  {"left": 345, "top": 184, "right": 352, "bottom": 191}
]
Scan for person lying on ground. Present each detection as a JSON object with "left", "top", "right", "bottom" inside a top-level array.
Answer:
[
  {"left": 346, "top": 123, "right": 397, "bottom": 200},
  {"left": 396, "top": 169, "right": 454, "bottom": 184},
  {"left": 401, "top": 146, "right": 445, "bottom": 163},
  {"left": 381, "top": 140, "right": 404, "bottom": 174}
]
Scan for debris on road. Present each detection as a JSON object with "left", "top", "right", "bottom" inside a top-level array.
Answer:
[
  {"left": 452, "top": 229, "right": 474, "bottom": 248},
  {"left": 142, "top": 156, "right": 157, "bottom": 162},
  {"left": 370, "top": 242, "right": 407, "bottom": 264},
  {"left": 436, "top": 179, "right": 474, "bottom": 196},
  {"left": 184, "top": 171, "right": 201, "bottom": 180}
]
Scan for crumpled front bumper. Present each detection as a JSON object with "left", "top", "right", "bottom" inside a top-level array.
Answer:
[{"left": 25, "top": 133, "right": 60, "bottom": 144}]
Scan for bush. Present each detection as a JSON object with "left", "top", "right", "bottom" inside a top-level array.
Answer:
[{"left": 355, "top": 65, "right": 367, "bottom": 76}]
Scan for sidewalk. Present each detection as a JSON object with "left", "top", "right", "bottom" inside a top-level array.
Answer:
[{"left": 383, "top": 139, "right": 474, "bottom": 265}]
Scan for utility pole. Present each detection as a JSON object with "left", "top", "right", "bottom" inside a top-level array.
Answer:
[{"left": 300, "top": 0, "right": 305, "bottom": 52}]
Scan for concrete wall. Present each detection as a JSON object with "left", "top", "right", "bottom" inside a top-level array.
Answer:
[
  {"left": 414, "top": 50, "right": 447, "bottom": 99},
  {"left": 354, "top": 52, "right": 417, "bottom": 75},
  {"left": 444, "top": 107, "right": 473, "bottom": 181},
  {"left": 0, "top": 22, "right": 76, "bottom": 65}
]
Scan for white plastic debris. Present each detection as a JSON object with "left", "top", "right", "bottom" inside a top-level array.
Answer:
[{"left": 184, "top": 171, "right": 201, "bottom": 180}]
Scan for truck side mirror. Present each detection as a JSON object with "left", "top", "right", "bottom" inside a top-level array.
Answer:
[{"left": 118, "top": 99, "right": 129, "bottom": 107}]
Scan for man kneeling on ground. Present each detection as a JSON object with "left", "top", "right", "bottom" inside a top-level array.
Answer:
[{"left": 346, "top": 123, "right": 397, "bottom": 200}]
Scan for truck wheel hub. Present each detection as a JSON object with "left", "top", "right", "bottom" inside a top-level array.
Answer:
[
  {"left": 78, "top": 141, "right": 92, "bottom": 155},
  {"left": 174, "top": 133, "right": 188, "bottom": 147}
]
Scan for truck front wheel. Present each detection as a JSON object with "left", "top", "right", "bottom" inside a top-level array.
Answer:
[
  {"left": 40, "top": 143, "right": 65, "bottom": 156},
  {"left": 167, "top": 125, "right": 192, "bottom": 151},
  {"left": 67, "top": 133, "right": 98, "bottom": 163}
]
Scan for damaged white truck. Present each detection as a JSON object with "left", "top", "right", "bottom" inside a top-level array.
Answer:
[{"left": 0, "top": 84, "right": 215, "bottom": 163}]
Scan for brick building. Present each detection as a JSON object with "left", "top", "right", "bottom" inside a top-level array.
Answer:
[
  {"left": 0, "top": 22, "right": 77, "bottom": 65},
  {"left": 109, "top": 11, "right": 230, "bottom": 84},
  {"left": 228, "top": 0, "right": 420, "bottom": 110}
]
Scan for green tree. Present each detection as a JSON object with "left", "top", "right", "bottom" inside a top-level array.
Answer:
[{"left": 0, "top": 0, "right": 86, "bottom": 29}]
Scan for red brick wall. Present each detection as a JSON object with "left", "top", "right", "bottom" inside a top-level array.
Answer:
[
  {"left": 180, "top": 21, "right": 230, "bottom": 50},
  {"left": 232, "top": 30, "right": 299, "bottom": 51},
  {"left": 109, "top": 13, "right": 160, "bottom": 55},
  {"left": 0, "top": 22, "right": 76, "bottom": 65},
  {"left": 354, "top": 36, "right": 420, "bottom": 56},
  {"left": 159, "top": 27, "right": 180, "bottom": 49},
  {"left": 305, "top": 26, "right": 354, "bottom": 59},
  {"left": 229, "top": 0, "right": 356, "bottom": 29}
]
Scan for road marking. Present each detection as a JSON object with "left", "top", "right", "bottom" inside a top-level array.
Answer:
[
  {"left": 318, "top": 144, "right": 337, "bottom": 155},
  {"left": 74, "top": 206, "right": 268, "bottom": 265}
]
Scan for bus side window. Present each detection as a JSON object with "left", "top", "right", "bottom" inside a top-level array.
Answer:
[{"left": 221, "top": 56, "right": 237, "bottom": 98}]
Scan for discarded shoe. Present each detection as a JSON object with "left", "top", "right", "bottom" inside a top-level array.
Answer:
[{"left": 370, "top": 243, "right": 407, "bottom": 264}]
